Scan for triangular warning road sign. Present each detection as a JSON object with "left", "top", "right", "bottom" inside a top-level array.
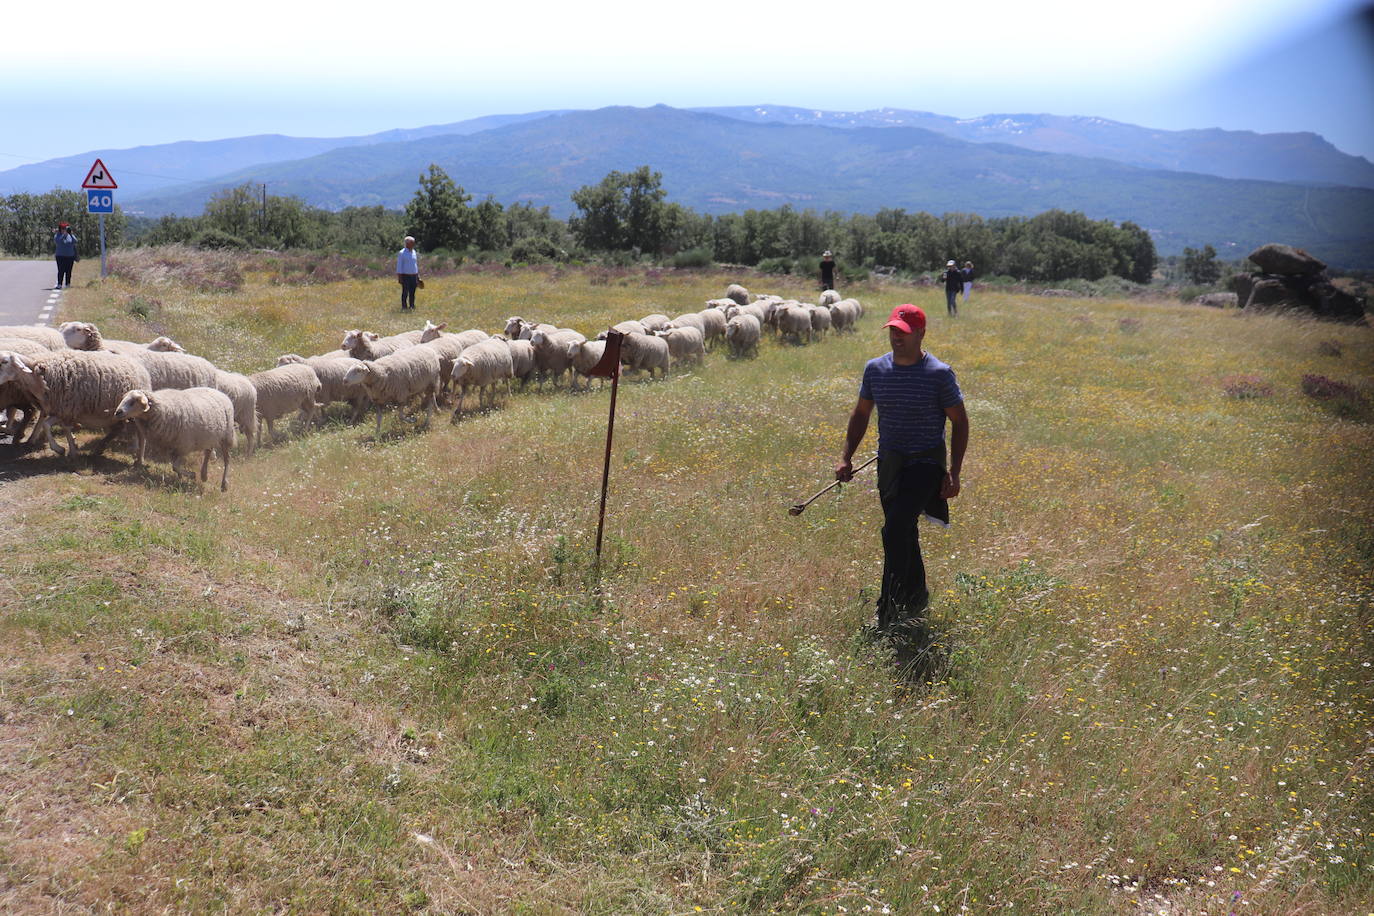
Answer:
[{"left": 81, "top": 158, "right": 117, "bottom": 189}]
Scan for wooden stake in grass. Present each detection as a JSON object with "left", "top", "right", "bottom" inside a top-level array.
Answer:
[
  {"left": 789, "top": 455, "right": 877, "bottom": 516},
  {"left": 588, "top": 330, "right": 626, "bottom": 572}
]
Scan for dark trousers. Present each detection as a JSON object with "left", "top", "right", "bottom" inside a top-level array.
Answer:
[
  {"left": 56, "top": 256, "right": 75, "bottom": 287},
  {"left": 876, "top": 457, "right": 944, "bottom": 640},
  {"left": 399, "top": 274, "right": 417, "bottom": 309},
  {"left": 945, "top": 288, "right": 959, "bottom": 316}
]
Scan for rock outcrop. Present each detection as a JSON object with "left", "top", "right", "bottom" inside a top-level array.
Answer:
[
  {"left": 1194, "top": 292, "right": 1239, "bottom": 308},
  {"left": 1234, "top": 244, "right": 1366, "bottom": 323}
]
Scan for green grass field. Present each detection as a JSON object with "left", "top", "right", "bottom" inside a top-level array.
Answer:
[{"left": 1, "top": 249, "right": 1371, "bottom": 914}]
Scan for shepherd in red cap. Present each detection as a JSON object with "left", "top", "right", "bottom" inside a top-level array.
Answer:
[
  {"left": 835, "top": 303, "right": 969, "bottom": 667},
  {"left": 52, "top": 222, "right": 78, "bottom": 290}
]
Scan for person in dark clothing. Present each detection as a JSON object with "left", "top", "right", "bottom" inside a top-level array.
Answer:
[
  {"left": 836, "top": 304, "right": 969, "bottom": 658},
  {"left": 940, "top": 260, "right": 962, "bottom": 316},
  {"left": 819, "top": 250, "right": 836, "bottom": 291},
  {"left": 961, "top": 261, "right": 975, "bottom": 304},
  {"left": 52, "top": 223, "right": 78, "bottom": 289}
]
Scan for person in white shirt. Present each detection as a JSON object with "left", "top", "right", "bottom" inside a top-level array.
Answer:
[{"left": 396, "top": 236, "right": 420, "bottom": 310}]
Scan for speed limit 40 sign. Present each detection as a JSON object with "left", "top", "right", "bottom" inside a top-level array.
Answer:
[{"left": 86, "top": 189, "right": 114, "bottom": 213}]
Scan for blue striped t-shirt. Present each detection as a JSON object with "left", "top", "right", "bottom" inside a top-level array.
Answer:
[{"left": 858, "top": 351, "right": 963, "bottom": 458}]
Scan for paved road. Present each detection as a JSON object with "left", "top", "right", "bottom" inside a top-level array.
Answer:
[{"left": 0, "top": 260, "right": 62, "bottom": 328}]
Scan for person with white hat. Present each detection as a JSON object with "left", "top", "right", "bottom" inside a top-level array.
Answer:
[
  {"left": 819, "top": 250, "right": 836, "bottom": 291},
  {"left": 940, "top": 259, "right": 963, "bottom": 317}
]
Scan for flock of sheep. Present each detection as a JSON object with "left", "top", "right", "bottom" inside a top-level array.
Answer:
[{"left": 0, "top": 283, "right": 863, "bottom": 491}]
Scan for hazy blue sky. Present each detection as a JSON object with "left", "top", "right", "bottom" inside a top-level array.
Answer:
[{"left": 1, "top": 0, "right": 1371, "bottom": 169}]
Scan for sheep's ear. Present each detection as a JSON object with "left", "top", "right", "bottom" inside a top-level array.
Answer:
[{"left": 435, "top": 322, "right": 447, "bottom": 331}]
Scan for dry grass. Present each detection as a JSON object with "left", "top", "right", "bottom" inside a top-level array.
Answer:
[{"left": 0, "top": 249, "right": 1370, "bottom": 913}]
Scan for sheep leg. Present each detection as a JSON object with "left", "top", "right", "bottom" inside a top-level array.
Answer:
[
  {"left": 374, "top": 404, "right": 384, "bottom": 438},
  {"left": 170, "top": 452, "right": 195, "bottom": 481},
  {"left": 199, "top": 448, "right": 211, "bottom": 481},
  {"left": 219, "top": 441, "right": 231, "bottom": 491},
  {"left": 423, "top": 388, "right": 436, "bottom": 427},
  {"left": 39, "top": 417, "right": 65, "bottom": 456},
  {"left": 452, "top": 386, "right": 466, "bottom": 419},
  {"left": 134, "top": 421, "right": 148, "bottom": 467}
]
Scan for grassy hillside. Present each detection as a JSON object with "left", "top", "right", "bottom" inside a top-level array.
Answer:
[{"left": 1, "top": 254, "right": 1371, "bottom": 913}]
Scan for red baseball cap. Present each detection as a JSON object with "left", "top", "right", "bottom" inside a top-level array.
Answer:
[
  {"left": 58, "top": 222, "right": 69, "bottom": 228},
  {"left": 883, "top": 304, "right": 926, "bottom": 334}
]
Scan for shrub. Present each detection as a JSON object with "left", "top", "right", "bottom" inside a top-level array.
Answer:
[
  {"left": 510, "top": 236, "right": 559, "bottom": 265},
  {"left": 670, "top": 247, "right": 713, "bottom": 269},
  {"left": 839, "top": 263, "right": 870, "bottom": 284},
  {"left": 1118, "top": 317, "right": 1143, "bottom": 333},
  {"left": 126, "top": 297, "right": 154, "bottom": 320},
  {"left": 1317, "top": 340, "right": 1344, "bottom": 358},
  {"left": 1220, "top": 374, "right": 1274, "bottom": 399},
  {"left": 1300, "top": 374, "right": 1370, "bottom": 419},
  {"left": 191, "top": 229, "right": 250, "bottom": 251},
  {"left": 756, "top": 257, "right": 794, "bottom": 275},
  {"left": 1301, "top": 374, "right": 1359, "bottom": 401}
]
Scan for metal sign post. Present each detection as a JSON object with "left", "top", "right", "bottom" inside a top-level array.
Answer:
[
  {"left": 81, "top": 160, "right": 117, "bottom": 280},
  {"left": 587, "top": 330, "right": 626, "bottom": 572}
]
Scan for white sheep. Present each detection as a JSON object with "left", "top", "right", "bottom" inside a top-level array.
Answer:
[
  {"left": 704, "top": 298, "right": 736, "bottom": 311},
  {"left": 776, "top": 303, "right": 814, "bottom": 345},
  {"left": 343, "top": 345, "right": 440, "bottom": 436},
  {"left": 667, "top": 313, "right": 705, "bottom": 335},
  {"left": 0, "top": 345, "right": 48, "bottom": 440},
  {"left": 819, "top": 289, "right": 841, "bottom": 307},
  {"left": 827, "top": 299, "right": 860, "bottom": 333},
  {"left": 696, "top": 309, "right": 726, "bottom": 350},
  {"left": 566, "top": 338, "right": 608, "bottom": 391},
  {"left": 505, "top": 338, "right": 537, "bottom": 387},
  {"left": 123, "top": 349, "right": 221, "bottom": 390},
  {"left": 639, "top": 314, "right": 671, "bottom": 332},
  {"left": 276, "top": 354, "right": 369, "bottom": 423},
  {"left": 450, "top": 337, "right": 514, "bottom": 416},
  {"left": 0, "top": 326, "right": 64, "bottom": 350},
  {"left": 58, "top": 321, "right": 185, "bottom": 355},
  {"left": 611, "top": 319, "right": 646, "bottom": 337},
  {"left": 807, "top": 304, "right": 833, "bottom": 337},
  {"left": 417, "top": 324, "right": 491, "bottom": 398},
  {"left": 114, "top": 387, "right": 236, "bottom": 491},
  {"left": 619, "top": 332, "right": 670, "bottom": 379},
  {"left": 211, "top": 369, "right": 259, "bottom": 455},
  {"left": 503, "top": 316, "right": 556, "bottom": 340},
  {"left": 725, "top": 284, "right": 750, "bottom": 306},
  {"left": 529, "top": 329, "right": 585, "bottom": 389},
  {"left": 0, "top": 349, "right": 151, "bottom": 458},
  {"left": 652, "top": 326, "right": 705, "bottom": 366},
  {"left": 725, "top": 314, "right": 761, "bottom": 358},
  {"left": 341, "top": 329, "right": 417, "bottom": 361},
  {"left": 837, "top": 297, "right": 864, "bottom": 320},
  {"left": 248, "top": 363, "right": 322, "bottom": 445}
]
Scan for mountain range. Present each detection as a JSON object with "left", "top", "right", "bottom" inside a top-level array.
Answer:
[{"left": 4, "top": 104, "right": 1372, "bottom": 265}]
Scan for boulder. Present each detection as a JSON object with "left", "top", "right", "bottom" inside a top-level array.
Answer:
[
  {"left": 1311, "top": 282, "right": 1368, "bottom": 323},
  {"left": 1243, "top": 277, "right": 1309, "bottom": 313},
  {"left": 1195, "top": 292, "right": 1239, "bottom": 308},
  {"left": 1233, "top": 273, "right": 1254, "bottom": 306},
  {"left": 1248, "top": 243, "right": 1326, "bottom": 276}
]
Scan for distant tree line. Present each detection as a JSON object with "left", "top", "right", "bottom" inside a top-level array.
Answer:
[
  {"left": 0, "top": 190, "right": 129, "bottom": 258},
  {"left": 4, "top": 164, "right": 1159, "bottom": 285}
]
